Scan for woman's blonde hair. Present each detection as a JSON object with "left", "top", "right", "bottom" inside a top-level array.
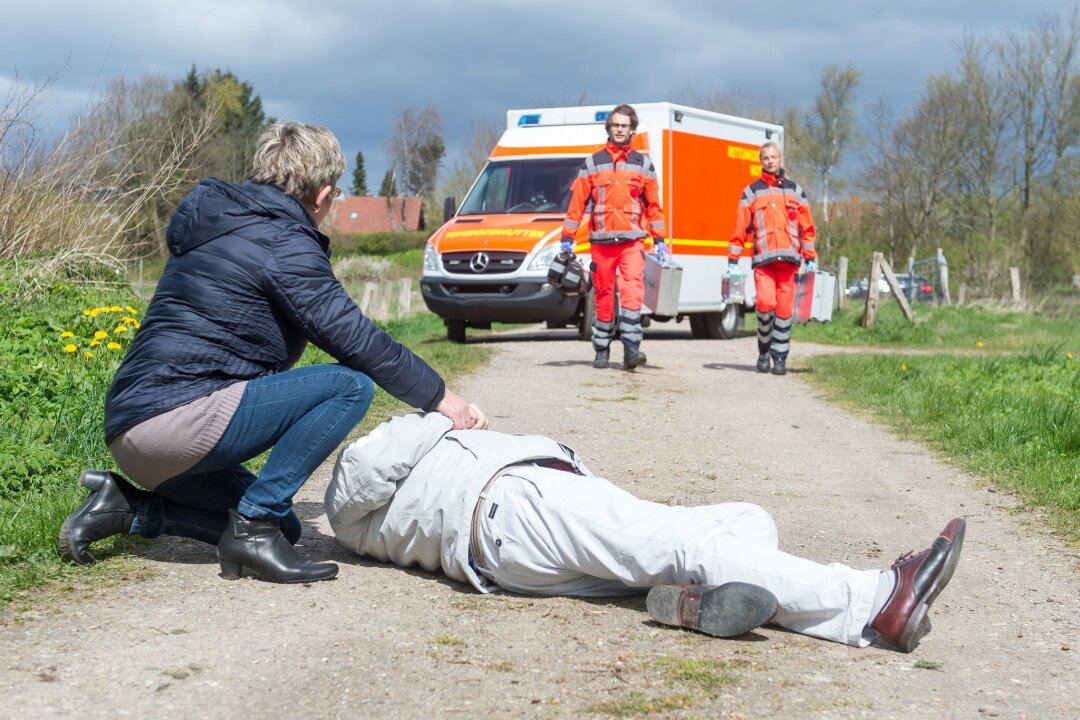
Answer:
[{"left": 251, "top": 122, "right": 345, "bottom": 206}]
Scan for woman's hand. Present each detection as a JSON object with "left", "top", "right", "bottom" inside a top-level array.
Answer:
[{"left": 435, "top": 390, "right": 487, "bottom": 430}]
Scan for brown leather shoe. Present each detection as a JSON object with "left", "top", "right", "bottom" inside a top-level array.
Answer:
[{"left": 870, "top": 518, "right": 966, "bottom": 652}]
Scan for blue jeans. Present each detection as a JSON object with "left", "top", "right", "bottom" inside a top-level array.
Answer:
[{"left": 130, "top": 364, "right": 375, "bottom": 545}]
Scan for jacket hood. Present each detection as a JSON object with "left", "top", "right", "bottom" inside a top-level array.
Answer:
[{"left": 166, "top": 178, "right": 323, "bottom": 255}]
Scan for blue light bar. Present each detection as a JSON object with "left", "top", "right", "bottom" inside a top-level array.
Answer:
[
  {"left": 594, "top": 111, "right": 609, "bottom": 122},
  {"left": 518, "top": 114, "right": 541, "bottom": 126}
]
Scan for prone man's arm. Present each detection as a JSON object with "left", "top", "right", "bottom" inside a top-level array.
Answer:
[{"left": 324, "top": 413, "right": 453, "bottom": 535}]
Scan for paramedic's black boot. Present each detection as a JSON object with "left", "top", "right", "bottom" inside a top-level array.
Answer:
[
  {"left": 647, "top": 582, "right": 778, "bottom": 638},
  {"left": 60, "top": 470, "right": 149, "bottom": 565},
  {"left": 771, "top": 356, "right": 787, "bottom": 376},
  {"left": 623, "top": 344, "right": 647, "bottom": 370},
  {"left": 593, "top": 348, "right": 609, "bottom": 369},
  {"left": 218, "top": 509, "right": 338, "bottom": 584},
  {"left": 756, "top": 354, "right": 771, "bottom": 373}
]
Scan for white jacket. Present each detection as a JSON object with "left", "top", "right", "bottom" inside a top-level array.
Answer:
[{"left": 324, "top": 413, "right": 590, "bottom": 592}]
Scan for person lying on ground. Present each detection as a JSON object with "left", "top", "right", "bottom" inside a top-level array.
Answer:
[{"left": 324, "top": 412, "right": 965, "bottom": 651}]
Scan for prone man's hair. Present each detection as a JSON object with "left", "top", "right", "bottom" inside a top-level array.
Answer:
[
  {"left": 250, "top": 122, "right": 346, "bottom": 206},
  {"left": 605, "top": 103, "right": 639, "bottom": 133}
]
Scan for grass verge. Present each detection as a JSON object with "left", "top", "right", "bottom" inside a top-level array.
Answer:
[
  {"left": 804, "top": 347, "right": 1080, "bottom": 540},
  {"left": 792, "top": 301, "right": 1080, "bottom": 353}
]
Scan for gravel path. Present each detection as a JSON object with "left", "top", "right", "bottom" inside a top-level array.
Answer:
[{"left": 2, "top": 326, "right": 1078, "bottom": 719}]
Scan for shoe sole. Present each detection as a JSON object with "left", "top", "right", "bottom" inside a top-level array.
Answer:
[
  {"left": 217, "top": 556, "right": 339, "bottom": 584},
  {"left": 647, "top": 582, "right": 778, "bottom": 638},
  {"left": 897, "top": 519, "right": 966, "bottom": 652}
]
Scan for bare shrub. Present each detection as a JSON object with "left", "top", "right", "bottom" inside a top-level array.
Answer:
[
  {"left": 332, "top": 255, "right": 396, "bottom": 283},
  {"left": 0, "top": 73, "right": 216, "bottom": 298}
]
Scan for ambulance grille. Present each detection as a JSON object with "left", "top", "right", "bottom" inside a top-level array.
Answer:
[{"left": 442, "top": 251, "right": 525, "bottom": 275}]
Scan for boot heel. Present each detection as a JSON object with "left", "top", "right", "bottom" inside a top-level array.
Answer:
[
  {"left": 80, "top": 471, "right": 107, "bottom": 492},
  {"left": 219, "top": 559, "right": 243, "bottom": 579}
]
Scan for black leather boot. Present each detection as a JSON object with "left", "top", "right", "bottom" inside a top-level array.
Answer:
[
  {"left": 592, "top": 348, "right": 609, "bottom": 368},
  {"left": 771, "top": 356, "right": 787, "bottom": 376},
  {"left": 756, "top": 354, "right": 771, "bottom": 373},
  {"left": 623, "top": 344, "right": 647, "bottom": 370},
  {"left": 59, "top": 470, "right": 150, "bottom": 565},
  {"left": 217, "top": 509, "right": 338, "bottom": 583}
]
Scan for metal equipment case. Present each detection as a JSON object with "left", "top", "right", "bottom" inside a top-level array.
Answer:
[
  {"left": 793, "top": 270, "right": 836, "bottom": 322},
  {"left": 643, "top": 254, "right": 684, "bottom": 317}
]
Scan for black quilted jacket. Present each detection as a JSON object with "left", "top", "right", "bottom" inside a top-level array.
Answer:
[{"left": 104, "top": 179, "right": 444, "bottom": 442}]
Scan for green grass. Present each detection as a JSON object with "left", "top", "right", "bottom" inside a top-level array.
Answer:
[
  {"left": 0, "top": 267, "right": 489, "bottom": 607},
  {"left": 791, "top": 301, "right": 1080, "bottom": 353},
  {"left": 804, "top": 347, "right": 1080, "bottom": 539}
]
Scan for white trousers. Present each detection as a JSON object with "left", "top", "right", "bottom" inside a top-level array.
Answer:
[{"left": 474, "top": 467, "right": 879, "bottom": 647}]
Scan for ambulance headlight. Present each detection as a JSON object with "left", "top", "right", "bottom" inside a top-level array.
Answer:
[
  {"left": 527, "top": 243, "right": 561, "bottom": 271},
  {"left": 423, "top": 244, "right": 438, "bottom": 272}
]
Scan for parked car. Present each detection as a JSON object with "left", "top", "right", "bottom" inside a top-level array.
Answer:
[{"left": 846, "top": 274, "right": 934, "bottom": 301}]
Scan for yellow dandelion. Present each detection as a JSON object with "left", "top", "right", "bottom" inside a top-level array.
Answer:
[
  {"left": 64, "top": 343, "right": 77, "bottom": 353},
  {"left": 90, "top": 340, "right": 101, "bottom": 347},
  {"left": 900, "top": 363, "right": 908, "bottom": 371},
  {"left": 1068, "top": 353, "right": 1074, "bottom": 360},
  {"left": 132, "top": 320, "right": 141, "bottom": 329},
  {"left": 125, "top": 306, "right": 139, "bottom": 315},
  {"left": 61, "top": 330, "right": 74, "bottom": 338},
  {"left": 94, "top": 330, "right": 108, "bottom": 340},
  {"left": 89, "top": 308, "right": 100, "bottom": 317},
  {"left": 82, "top": 309, "right": 91, "bottom": 316},
  {"left": 106, "top": 341, "right": 122, "bottom": 350},
  {"left": 110, "top": 305, "right": 122, "bottom": 312},
  {"left": 113, "top": 325, "right": 128, "bottom": 334},
  {"left": 84, "top": 351, "right": 94, "bottom": 359},
  {"left": 976, "top": 341, "right": 984, "bottom": 348},
  {"left": 121, "top": 316, "right": 138, "bottom": 324}
]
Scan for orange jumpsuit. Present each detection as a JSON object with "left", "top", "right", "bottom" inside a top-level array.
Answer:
[
  {"left": 562, "top": 141, "right": 666, "bottom": 352},
  {"left": 730, "top": 169, "right": 816, "bottom": 362}
]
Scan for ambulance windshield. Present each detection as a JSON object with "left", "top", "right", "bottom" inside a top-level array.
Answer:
[{"left": 458, "top": 158, "right": 582, "bottom": 215}]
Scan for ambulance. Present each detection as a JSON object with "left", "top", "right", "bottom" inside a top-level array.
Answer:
[{"left": 420, "top": 102, "right": 783, "bottom": 343}]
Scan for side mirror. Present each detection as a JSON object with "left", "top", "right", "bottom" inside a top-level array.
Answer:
[{"left": 443, "top": 196, "right": 457, "bottom": 221}]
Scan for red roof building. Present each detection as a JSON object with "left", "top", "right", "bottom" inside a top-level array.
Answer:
[{"left": 327, "top": 196, "right": 426, "bottom": 234}]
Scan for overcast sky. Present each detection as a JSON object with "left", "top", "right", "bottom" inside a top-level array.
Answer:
[{"left": 2, "top": 1, "right": 1075, "bottom": 191}]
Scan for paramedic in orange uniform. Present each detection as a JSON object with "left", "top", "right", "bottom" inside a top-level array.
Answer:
[
  {"left": 561, "top": 104, "right": 667, "bottom": 370},
  {"left": 729, "top": 141, "right": 816, "bottom": 376}
]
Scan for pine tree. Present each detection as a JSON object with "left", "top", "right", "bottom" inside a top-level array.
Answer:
[{"left": 351, "top": 151, "right": 369, "bottom": 196}]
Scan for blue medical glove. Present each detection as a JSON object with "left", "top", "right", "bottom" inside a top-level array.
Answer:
[
  {"left": 560, "top": 238, "right": 574, "bottom": 254},
  {"left": 728, "top": 260, "right": 740, "bottom": 275},
  {"left": 806, "top": 260, "right": 817, "bottom": 273},
  {"left": 654, "top": 240, "right": 667, "bottom": 260}
]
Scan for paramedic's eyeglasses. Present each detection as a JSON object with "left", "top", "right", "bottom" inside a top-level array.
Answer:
[
  {"left": 610, "top": 123, "right": 632, "bottom": 130},
  {"left": 329, "top": 186, "right": 343, "bottom": 199}
]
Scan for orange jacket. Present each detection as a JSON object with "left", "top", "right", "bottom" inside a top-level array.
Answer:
[
  {"left": 562, "top": 142, "right": 666, "bottom": 245},
  {"left": 730, "top": 169, "right": 816, "bottom": 267}
]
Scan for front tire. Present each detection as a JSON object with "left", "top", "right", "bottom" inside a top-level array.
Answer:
[
  {"left": 703, "top": 305, "right": 740, "bottom": 339},
  {"left": 578, "top": 289, "right": 596, "bottom": 341},
  {"left": 447, "top": 318, "right": 466, "bottom": 344}
]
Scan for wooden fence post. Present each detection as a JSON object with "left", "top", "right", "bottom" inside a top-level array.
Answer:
[
  {"left": 879, "top": 257, "right": 914, "bottom": 322},
  {"left": 863, "top": 252, "right": 883, "bottom": 328},
  {"left": 837, "top": 256, "right": 848, "bottom": 309},
  {"left": 374, "top": 282, "right": 392, "bottom": 319},
  {"left": 359, "top": 283, "right": 377, "bottom": 314},
  {"left": 1010, "top": 267, "right": 1022, "bottom": 304},
  {"left": 397, "top": 278, "right": 413, "bottom": 318},
  {"left": 936, "top": 248, "right": 951, "bottom": 306}
]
